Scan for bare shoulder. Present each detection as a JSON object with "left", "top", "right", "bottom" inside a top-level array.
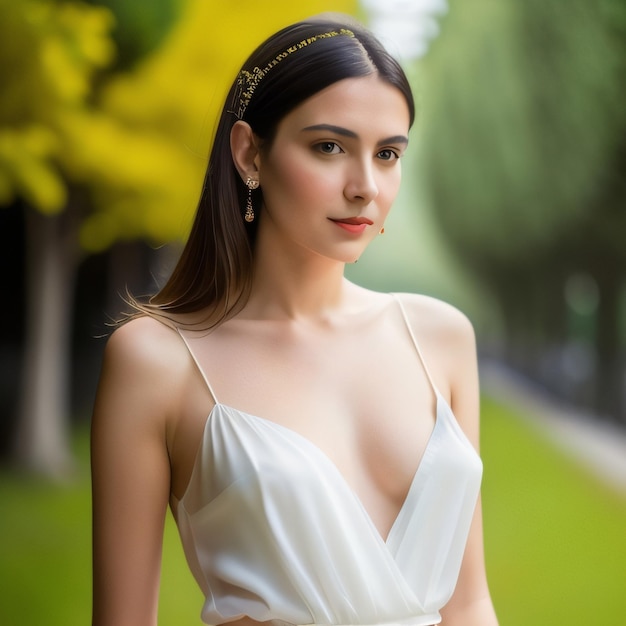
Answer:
[
  {"left": 392, "top": 292, "right": 476, "bottom": 349},
  {"left": 95, "top": 316, "right": 192, "bottom": 431},
  {"left": 391, "top": 292, "right": 479, "bottom": 414},
  {"left": 104, "top": 315, "right": 188, "bottom": 375}
]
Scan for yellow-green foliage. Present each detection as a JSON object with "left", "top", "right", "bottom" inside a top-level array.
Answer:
[{"left": 0, "top": 0, "right": 115, "bottom": 213}]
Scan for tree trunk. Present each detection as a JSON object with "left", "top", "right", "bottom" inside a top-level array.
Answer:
[{"left": 15, "top": 207, "right": 78, "bottom": 477}]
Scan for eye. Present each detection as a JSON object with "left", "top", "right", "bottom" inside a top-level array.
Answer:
[
  {"left": 377, "top": 148, "right": 400, "bottom": 161},
  {"left": 315, "top": 141, "right": 343, "bottom": 155}
]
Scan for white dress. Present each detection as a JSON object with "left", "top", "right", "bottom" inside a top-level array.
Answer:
[{"left": 172, "top": 296, "right": 483, "bottom": 626}]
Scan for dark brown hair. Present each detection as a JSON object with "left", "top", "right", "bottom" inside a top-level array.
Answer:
[{"left": 135, "top": 14, "right": 415, "bottom": 327}]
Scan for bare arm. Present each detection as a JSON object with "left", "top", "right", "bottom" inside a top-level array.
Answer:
[
  {"left": 438, "top": 308, "right": 499, "bottom": 626},
  {"left": 91, "top": 319, "right": 180, "bottom": 626},
  {"left": 398, "top": 294, "right": 498, "bottom": 625}
]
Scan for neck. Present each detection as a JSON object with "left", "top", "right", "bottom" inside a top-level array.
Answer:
[{"left": 243, "top": 233, "right": 353, "bottom": 322}]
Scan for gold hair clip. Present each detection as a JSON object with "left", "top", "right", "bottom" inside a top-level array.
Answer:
[{"left": 231, "top": 28, "right": 355, "bottom": 119}]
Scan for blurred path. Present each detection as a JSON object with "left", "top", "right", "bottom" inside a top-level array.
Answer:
[{"left": 480, "top": 361, "right": 626, "bottom": 495}]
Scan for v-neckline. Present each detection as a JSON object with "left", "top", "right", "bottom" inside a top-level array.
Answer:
[{"left": 181, "top": 393, "right": 444, "bottom": 545}]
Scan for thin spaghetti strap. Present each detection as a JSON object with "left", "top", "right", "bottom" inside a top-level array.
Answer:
[
  {"left": 176, "top": 328, "right": 220, "bottom": 404},
  {"left": 391, "top": 293, "right": 441, "bottom": 397}
]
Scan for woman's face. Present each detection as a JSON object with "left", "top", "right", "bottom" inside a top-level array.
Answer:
[{"left": 255, "top": 74, "right": 411, "bottom": 264}]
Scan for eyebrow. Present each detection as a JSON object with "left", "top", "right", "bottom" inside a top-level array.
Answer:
[{"left": 301, "top": 124, "right": 409, "bottom": 146}]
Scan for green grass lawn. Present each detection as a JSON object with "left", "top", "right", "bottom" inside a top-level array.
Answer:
[
  {"left": 0, "top": 397, "right": 625, "bottom": 626},
  {"left": 480, "top": 397, "right": 626, "bottom": 624}
]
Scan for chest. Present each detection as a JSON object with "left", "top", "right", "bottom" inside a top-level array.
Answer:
[{"left": 171, "top": 313, "right": 441, "bottom": 528}]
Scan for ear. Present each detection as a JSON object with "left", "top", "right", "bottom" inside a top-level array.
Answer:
[{"left": 230, "top": 121, "right": 260, "bottom": 182}]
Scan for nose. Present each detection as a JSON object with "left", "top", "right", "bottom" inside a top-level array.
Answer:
[{"left": 344, "top": 159, "right": 379, "bottom": 204}]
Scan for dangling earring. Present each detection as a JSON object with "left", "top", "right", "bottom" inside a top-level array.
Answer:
[
  {"left": 245, "top": 176, "right": 259, "bottom": 222},
  {"left": 379, "top": 226, "right": 385, "bottom": 235}
]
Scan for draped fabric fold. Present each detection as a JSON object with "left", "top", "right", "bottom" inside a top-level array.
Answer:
[{"left": 175, "top": 396, "right": 482, "bottom": 626}]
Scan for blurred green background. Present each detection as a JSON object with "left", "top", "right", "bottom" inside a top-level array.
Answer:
[{"left": 1, "top": 0, "right": 625, "bottom": 624}]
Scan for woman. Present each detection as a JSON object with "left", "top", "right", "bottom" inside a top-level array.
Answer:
[{"left": 91, "top": 13, "right": 499, "bottom": 626}]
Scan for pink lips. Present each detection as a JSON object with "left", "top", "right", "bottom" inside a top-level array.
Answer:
[{"left": 330, "top": 217, "right": 373, "bottom": 234}]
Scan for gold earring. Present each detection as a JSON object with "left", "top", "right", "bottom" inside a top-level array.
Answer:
[
  {"left": 379, "top": 226, "right": 385, "bottom": 235},
  {"left": 245, "top": 176, "right": 259, "bottom": 222}
]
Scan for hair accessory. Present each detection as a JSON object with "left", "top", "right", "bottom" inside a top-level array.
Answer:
[
  {"left": 231, "top": 28, "right": 355, "bottom": 119},
  {"left": 245, "top": 177, "right": 259, "bottom": 222}
]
